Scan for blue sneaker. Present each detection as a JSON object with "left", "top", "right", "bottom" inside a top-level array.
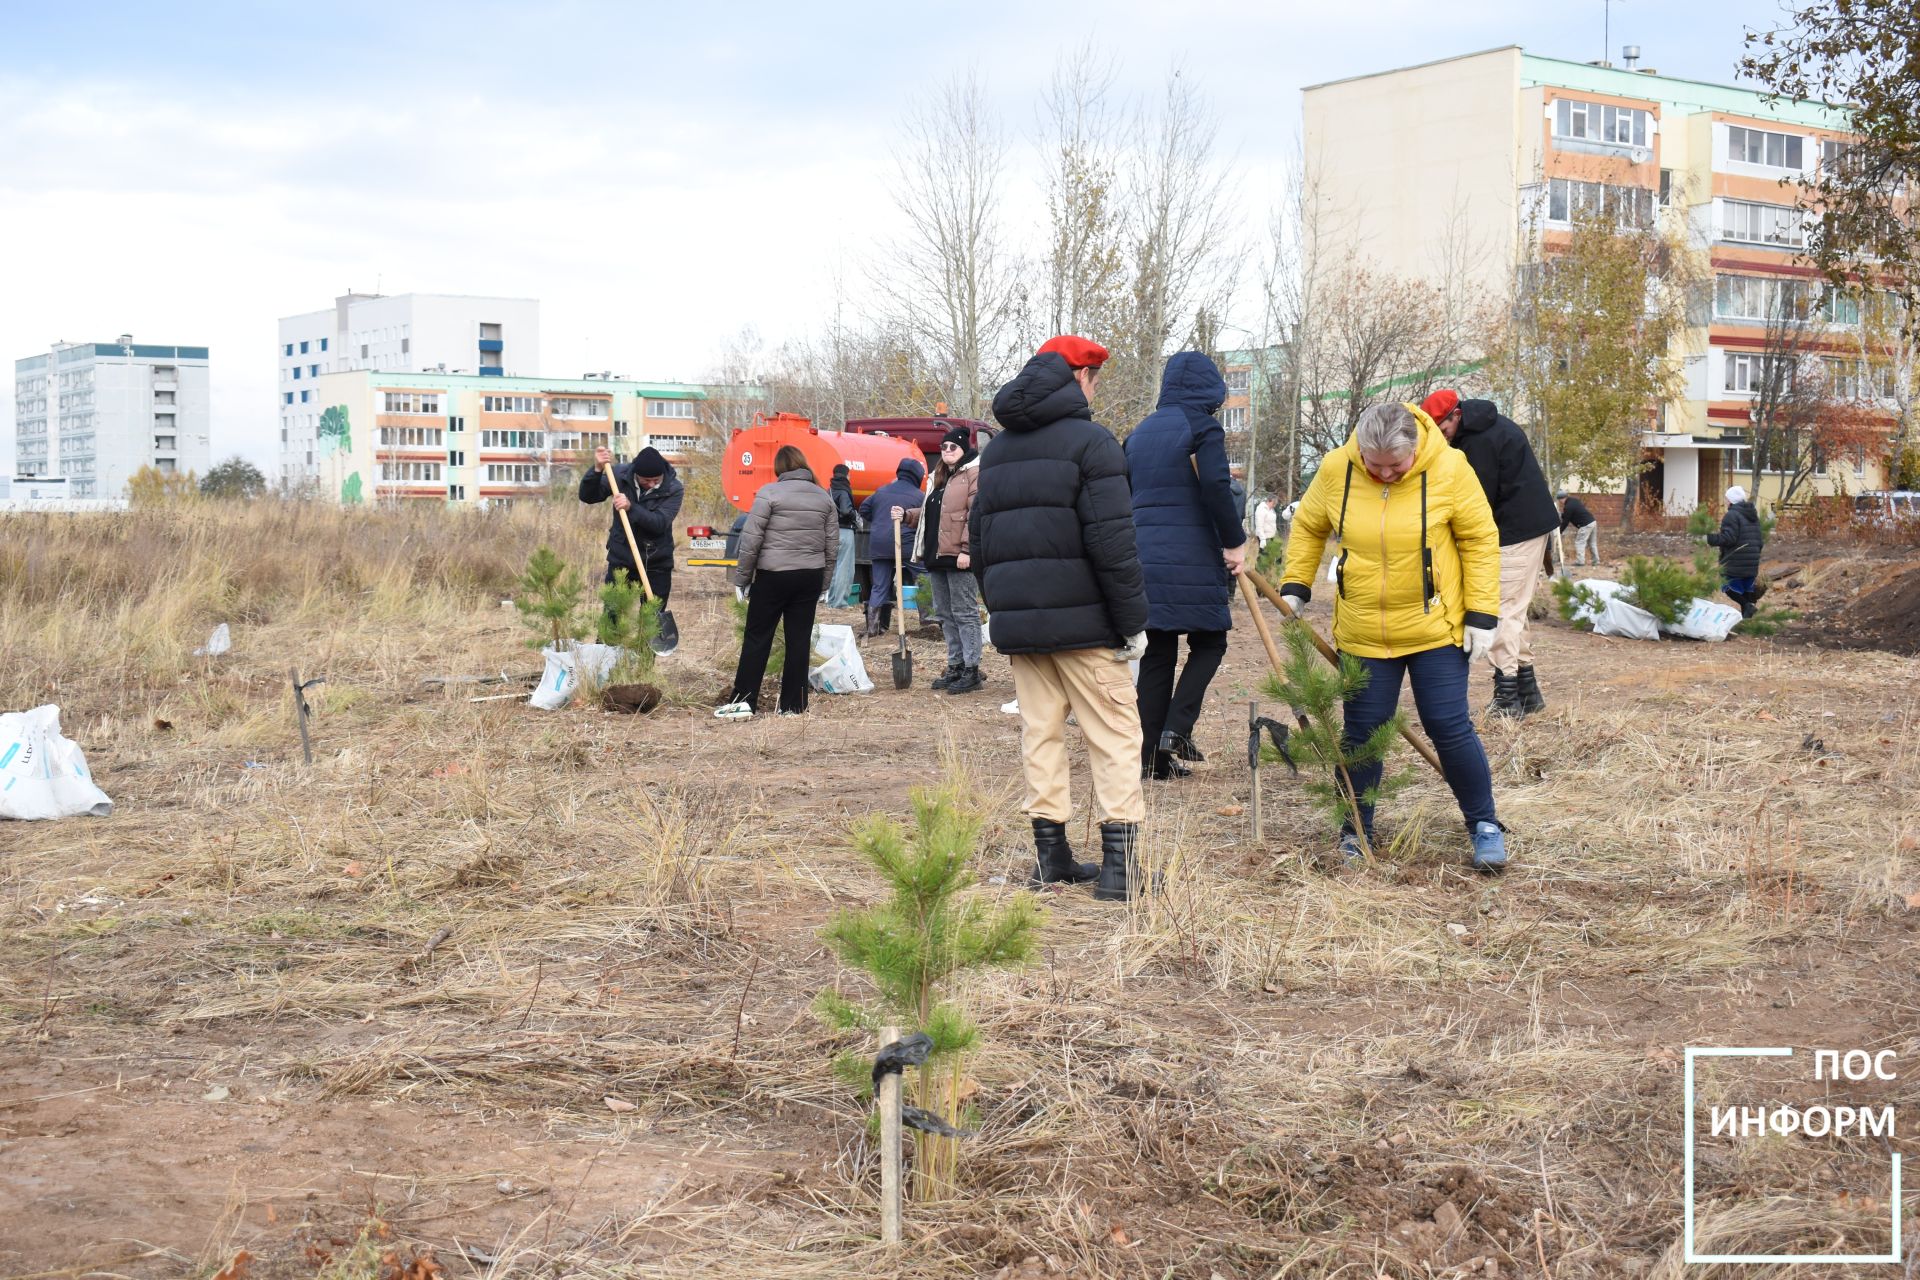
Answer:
[
  {"left": 1471, "top": 821, "right": 1507, "bottom": 873},
  {"left": 1337, "top": 830, "right": 1368, "bottom": 869}
]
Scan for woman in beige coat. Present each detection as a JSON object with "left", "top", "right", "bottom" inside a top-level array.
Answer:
[
  {"left": 718, "top": 446, "right": 838, "bottom": 719},
  {"left": 914, "top": 427, "right": 985, "bottom": 695}
]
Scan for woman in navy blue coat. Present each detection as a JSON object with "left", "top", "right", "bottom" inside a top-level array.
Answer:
[{"left": 1124, "top": 352, "right": 1249, "bottom": 780}]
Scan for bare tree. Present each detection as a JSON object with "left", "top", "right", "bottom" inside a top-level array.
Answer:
[
  {"left": 888, "top": 70, "right": 1021, "bottom": 419},
  {"left": 1742, "top": 282, "right": 1888, "bottom": 504},
  {"left": 1039, "top": 44, "right": 1126, "bottom": 343}
]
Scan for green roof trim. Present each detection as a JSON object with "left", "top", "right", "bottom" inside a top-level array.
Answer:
[
  {"left": 341, "top": 371, "right": 710, "bottom": 397},
  {"left": 1519, "top": 54, "right": 1851, "bottom": 130},
  {"left": 1305, "top": 358, "right": 1487, "bottom": 403}
]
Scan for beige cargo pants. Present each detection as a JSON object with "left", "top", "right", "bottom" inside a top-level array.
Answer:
[{"left": 1009, "top": 648, "right": 1146, "bottom": 825}]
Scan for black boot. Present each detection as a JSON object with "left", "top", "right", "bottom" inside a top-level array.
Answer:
[
  {"left": 946, "top": 664, "right": 984, "bottom": 695},
  {"left": 1159, "top": 730, "right": 1205, "bottom": 763},
  {"left": 1027, "top": 819, "right": 1097, "bottom": 889},
  {"left": 929, "top": 664, "right": 959, "bottom": 691},
  {"left": 1489, "top": 671, "right": 1524, "bottom": 720},
  {"left": 1515, "top": 665, "right": 1546, "bottom": 716},
  {"left": 1092, "top": 822, "right": 1155, "bottom": 902},
  {"left": 1143, "top": 750, "right": 1192, "bottom": 780}
]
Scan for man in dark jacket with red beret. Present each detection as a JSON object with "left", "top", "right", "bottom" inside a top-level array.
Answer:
[
  {"left": 1422, "top": 390, "right": 1558, "bottom": 719},
  {"left": 973, "top": 335, "right": 1152, "bottom": 902}
]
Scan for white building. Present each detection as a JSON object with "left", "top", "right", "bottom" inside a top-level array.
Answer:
[
  {"left": 276, "top": 293, "right": 540, "bottom": 490},
  {"left": 12, "top": 337, "right": 212, "bottom": 499}
]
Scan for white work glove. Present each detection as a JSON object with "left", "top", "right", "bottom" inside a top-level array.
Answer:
[
  {"left": 734, "top": 585, "right": 747, "bottom": 603},
  {"left": 1117, "top": 631, "right": 1148, "bottom": 662},
  {"left": 1461, "top": 625, "right": 1495, "bottom": 666}
]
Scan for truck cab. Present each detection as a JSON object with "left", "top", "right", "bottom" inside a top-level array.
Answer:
[{"left": 844, "top": 417, "right": 995, "bottom": 467}]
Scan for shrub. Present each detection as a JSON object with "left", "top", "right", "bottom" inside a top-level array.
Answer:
[
  {"left": 513, "top": 546, "right": 588, "bottom": 651},
  {"left": 596, "top": 568, "right": 660, "bottom": 683}
]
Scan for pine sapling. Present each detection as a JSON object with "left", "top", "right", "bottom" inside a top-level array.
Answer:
[
  {"left": 513, "top": 546, "right": 588, "bottom": 652},
  {"left": 1260, "top": 620, "right": 1411, "bottom": 857},
  {"left": 596, "top": 569, "right": 660, "bottom": 684},
  {"left": 816, "top": 788, "right": 1042, "bottom": 1200}
]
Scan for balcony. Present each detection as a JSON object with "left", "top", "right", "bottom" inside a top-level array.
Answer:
[{"left": 476, "top": 339, "right": 504, "bottom": 353}]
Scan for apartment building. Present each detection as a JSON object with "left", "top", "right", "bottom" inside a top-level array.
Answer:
[
  {"left": 1304, "top": 47, "right": 1893, "bottom": 513},
  {"left": 276, "top": 293, "right": 539, "bottom": 490},
  {"left": 12, "top": 337, "right": 211, "bottom": 499},
  {"left": 307, "top": 369, "right": 708, "bottom": 507}
]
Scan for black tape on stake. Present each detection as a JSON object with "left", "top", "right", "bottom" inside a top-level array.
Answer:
[{"left": 871, "top": 1032, "right": 934, "bottom": 1088}]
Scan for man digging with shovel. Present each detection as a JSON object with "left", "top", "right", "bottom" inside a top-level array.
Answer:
[{"left": 583, "top": 445, "right": 683, "bottom": 653}]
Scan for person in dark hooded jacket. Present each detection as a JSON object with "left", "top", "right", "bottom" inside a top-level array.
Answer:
[
  {"left": 827, "top": 463, "right": 860, "bottom": 607},
  {"left": 1422, "top": 390, "right": 1558, "bottom": 718},
  {"left": 582, "top": 445, "right": 684, "bottom": 605},
  {"left": 973, "top": 335, "right": 1151, "bottom": 903},
  {"left": 858, "top": 455, "right": 926, "bottom": 637},
  {"left": 1124, "top": 352, "right": 1248, "bottom": 780},
  {"left": 1706, "top": 485, "right": 1766, "bottom": 618}
]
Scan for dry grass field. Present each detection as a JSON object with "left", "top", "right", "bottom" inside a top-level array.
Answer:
[{"left": 2, "top": 504, "right": 1916, "bottom": 1279}]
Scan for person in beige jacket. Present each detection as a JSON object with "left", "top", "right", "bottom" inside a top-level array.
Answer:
[
  {"left": 914, "top": 427, "right": 985, "bottom": 694},
  {"left": 718, "top": 446, "right": 838, "bottom": 719}
]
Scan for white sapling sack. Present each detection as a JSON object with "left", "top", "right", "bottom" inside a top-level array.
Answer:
[
  {"left": 1663, "top": 597, "right": 1742, "bottom": 642},
  {"left": 808, "top": 624, "right": 874, "bottom": 694},
  {"left": 530, "top": 642, "right": 623, "bottom": 710},
  {"left": 0, "top": 705, "right": 113, "bottom": 820}
]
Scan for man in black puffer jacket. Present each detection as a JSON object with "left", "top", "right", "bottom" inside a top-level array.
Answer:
[
  {"left": 1423, "top": 390, "right": 1560, "bottom": 719},
  {"left": 973, "top": 335, "right": 1151, "bottom": 902},
  {"left": 1706, "top": 485, "right": 1766, "bottom": 618}
]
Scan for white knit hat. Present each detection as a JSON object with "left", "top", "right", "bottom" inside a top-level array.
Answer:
[{"left": 1726, "top": 485, "right": 1747, "bottom": 504}]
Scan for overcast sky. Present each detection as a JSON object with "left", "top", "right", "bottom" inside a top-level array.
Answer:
[{"left": 1, "top": 0, "right": 1795, "bottom": 474}]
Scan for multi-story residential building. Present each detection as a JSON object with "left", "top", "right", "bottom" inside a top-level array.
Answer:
[
  {"left": 1219, "top": 344, "right": 1292, "bottom": 500},
  {"left": 276, "top": 293, "right": 539, "bottom": 490},
  {"left": 1303, "top": 46, "right": 1893, "bottom": 514},
  {"left": 12, "top": 337, "right": 211, "bottom": 499},
  {"left": 307, "top": 369, "right": 710, "bottom": 507}
]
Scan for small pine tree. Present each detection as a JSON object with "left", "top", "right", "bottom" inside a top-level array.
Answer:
[
  {"left": 816, "top": 789, "right": 1042, "bottom": 1200},
  {"left": 596, "top": 569, "right": 660, "bottom": 683},
  {"left": 1620, "top": 552, "right": 1721, "bottom": 625},
  {"left": 1260, "top": 621, "right": 1411, "bottom": 856},
  {"left": 729, "top": 592, "right": 785, "bottom": 677},
  {"left": 513, "top": 546, "right": 589, "bottom": 651},
  {"left": 1551, "top": 575, "right": 1604, "bottom": 628}
]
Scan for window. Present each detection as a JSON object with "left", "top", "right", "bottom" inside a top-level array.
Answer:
[
  {"left": 157, "top": 458, "right": 176, "bottom": 475},
  {"left": 300, "top": 341, "right": 309, "bottom": 354},
  {"left": 1223, "top": 370, "right": 1250, "bottom": 394},
  {"left": 1554, "top": 98, "right": 1649, "bottom": 148},
  {"left": 377, "top": 426, "right": 446, "bottom": 447},
  {"left": 1658, "top": 168, "right": 1675, "bottom": 208},
  {"left": 647, "top": 399, "right": 697, "bottom": 419},
  {"left": 553, "top": 432, "right": 611, "bottom": 453},
  {"left": 647, "top": 434, "right": 699, "bottom": 452},
  {"left": 613, "top": 419, "right": 629, "bottom": 436},
  {"left": 481, "top": 394, "right": 541, "bottom": 413},
  {"left": 1826, "top": 359, "right": 1896, "bottom": 399},
  {"left": 401, "top": 338, "right": 410, "bottom": 354},
  {"left": 1727, "top": 125, "right": 1804, "bottom": 170},
  {"left": 320, "top": 337, "right": 328, "bottom": 352},
  {"left": 1714, "top": 275, "right": 1813, "bottom": 321},
  {"left": 308, "top": 364, "right": 318, "bottom": 377},
  {"left": 292, "top": 367, "right": 301, "bottom": 380},
  {"left": 361, "top": 344, "right": 369, "bottom": 358},
  {"left": 155, "top": 436, "right": 176, "bottom": 451},
  {"left": 448, "top": 484, "right": 466, "bottom": 501},
  {"left": 382, "top": 391, "right": 444, "bottom": 414},
  {"left": 155, "top": 390, "right": 175, "bottom": 405},
  {"left": 1725, "top": 352, "right": 1791, "bottom": 393},
  {"left": 447, "top": 449, "right": 466, "bottom": 466},
  {"left": 379, "top": 461, "right": 444, "bottom": 482},
  {"left": 480, "top": 429, "right": 545, "bottom": 449},
  {"left": 448, "top": 416, "right": 465, "bottom": 432},
  {"left": 1221, "top": 406, "right": 1248, "bottom": 431},
  {"left": 485, "top": 463, "right": 544, "bottom": 483},
  {"left": 1823, "top": 290, "right": 1861, "bottom": 326},
  {"left": 300, "top": 390, "right": 311, "bottom": 403},
  {"left": 479, "top": 322, "right": 502, "bottom": 340},
  {"left": 1547, "top": 178, "right": 1655, "bottom": 228},
  {"left": 284, "top": 392, "right": 294, "bottom": 405},
  {"left": 551, "top": 397, "right": 610, "bottom": 418},
  {"left": 284, "top": 343, "right": 293, "bottom": 357},
  {"left": 1722, "top": 200, "right": 1805, "bottom": 247}
]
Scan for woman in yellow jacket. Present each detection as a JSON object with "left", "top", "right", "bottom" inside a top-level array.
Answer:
[{"left": 1279, "top": 402, "right": 1508, "bottom": 871}]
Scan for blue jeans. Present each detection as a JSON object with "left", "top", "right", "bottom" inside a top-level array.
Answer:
[
  {"left": 828, "top": 528, "right": 857, "bottom": 606},
  {"left": 1723, "top": 576, "right": 1756, "bottom": 597},
  {"left": 1341, "top": 643, "right": 1496, "bottom": 835}
]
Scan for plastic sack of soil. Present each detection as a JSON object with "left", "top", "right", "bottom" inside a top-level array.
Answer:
[
  {"left": 530, "top": 642, "right": 624, "bottom": 710},
  {"left": 1569, "top": 579, "right": 1662, "bottom": 642},
  {"left": 1662, "top": 597, "right": 1742, "bottom": 642},
  {"left": 0, "top": 705, "right": 113, "bottom": 821},
  {"left": 808, "top": 624, "right": 874, "bottom": 695}
]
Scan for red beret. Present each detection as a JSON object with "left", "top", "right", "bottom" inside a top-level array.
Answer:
[
  {"left": 1037, "top": 335, "right": 1109, "bottom": 369},
  {"left": 1421, "top": 389, "right": 1460, "bottom": 422}
]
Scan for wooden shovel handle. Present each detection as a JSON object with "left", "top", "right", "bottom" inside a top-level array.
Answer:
[
  {"left": 893, "top": 516, "right": 906, "bottom": 636},
  {"left": 603, "top": 462, "right": 657, "bottom": 600}
]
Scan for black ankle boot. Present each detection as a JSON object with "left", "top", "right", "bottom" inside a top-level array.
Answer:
[
  {"left": 1515, "top": 665, "right": 1545, "bottom": 715},
  {"left": 946, "top": 665, "right": 984, "bottom": 694},
  {"left": 1028, "top": 818, "right": 1097, "bottom": 889},
  {"left": 929, "top": 664, "right": 959, "bottom": 691},
  {"left": 1092, "top": 822, "right": 1154, "bottom": 901},
  {"left": 1143, "top": 750, "right": 1191, "bottom": 780},
  {"left": 1489, "top": 671, "right": 1524, "bottom": 719},
  {"left": 1159, "top": 730, "right": 1204, "bottom": 763}
]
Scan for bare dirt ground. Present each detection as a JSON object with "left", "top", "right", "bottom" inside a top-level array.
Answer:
[{"left": 3, "top": 512, "right": 1917, "bottom": 1279}]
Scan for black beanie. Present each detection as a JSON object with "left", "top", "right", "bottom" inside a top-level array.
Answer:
[
  {"left": 940, "top": 426, "right": 970, "bottom": 452},
  {"left": 632, "top": 447, "right": 667, "bottom": 478}
]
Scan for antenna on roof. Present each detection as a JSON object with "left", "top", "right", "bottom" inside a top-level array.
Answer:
[{"left": 1603, "top": 0, "right": 1622, "bottom": 67}]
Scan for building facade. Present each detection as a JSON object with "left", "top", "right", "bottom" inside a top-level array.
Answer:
[
  {"left": 12, "top": 338, "right": 211, "bottom": 499},
  {"left": 307, "top": 370, "right": 709, "bottom": 507},
  {"left": 276, "top": 293, "right": 540, "bottom": 491},
  {"left": 1304, "top": 47, "right": 1896, "bottom": 514}
]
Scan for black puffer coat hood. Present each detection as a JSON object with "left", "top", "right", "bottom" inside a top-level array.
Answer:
[
  {"left": 991, "top": 353, "right": 1093, "bottom": 433},
  {"left": 1451, "top": 399, "right": 1559, "bottom": 546}
]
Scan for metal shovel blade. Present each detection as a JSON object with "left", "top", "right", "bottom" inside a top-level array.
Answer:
[
  {"left": 652, "top": 608, "right": 680, "bottom": 656},
  {"left": 891, "top": 637, "right": 912, "bottom": 690}
]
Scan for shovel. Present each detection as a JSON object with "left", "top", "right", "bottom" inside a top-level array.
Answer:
[
  {"left": 890, "top": 518, "right": 912, "bottom": 690},
  {"left": 602, "top": 462, "right": 679, "bottom": 656}
]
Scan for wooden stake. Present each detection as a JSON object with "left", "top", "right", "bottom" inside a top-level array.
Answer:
[
  {"left": 290, "top": 667, "right": 314, "bottom": 766},
  {"left": 1248, "top": 700, "right": 1263, "bottom": 846},
  {"left": 878, "top": 1024, "right": 903, "bottom": 1247}
]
